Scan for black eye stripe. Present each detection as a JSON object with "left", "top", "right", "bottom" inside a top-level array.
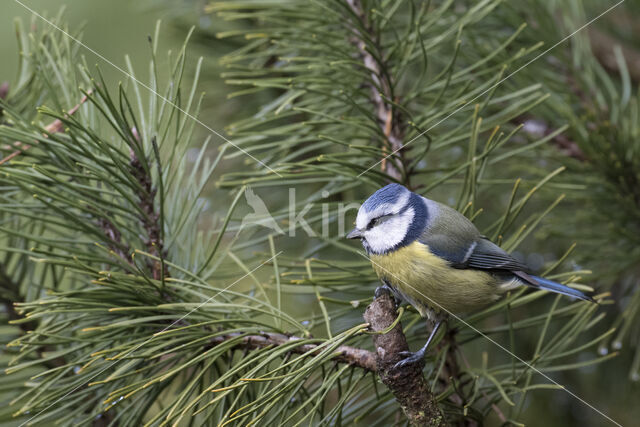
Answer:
[{"left": 367, "top": 214, "right": 391, "bottom": 229}]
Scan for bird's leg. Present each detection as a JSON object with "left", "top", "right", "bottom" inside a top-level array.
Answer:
[
  {"left": 375, "top": 280, "right": 401, "bottom": 308},
  {"left": 394, "top": 319, "right": 443, "bottom": 369}
]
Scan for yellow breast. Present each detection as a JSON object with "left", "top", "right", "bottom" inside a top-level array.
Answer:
[{"left": 369, "top": 241, "right": 500, "bottom": 317}]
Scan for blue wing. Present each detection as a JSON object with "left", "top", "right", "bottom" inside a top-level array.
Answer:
[
  {"left": 417, "top": 199, "right": 529, "bottom": 272},
  {"left": 465, "top": 238, "right": 530, "bottom": 272},
  {"left": 420, "top": 233, "right": 530, "bottom": 273},
  {"left": 416, "top": 199, "right": 593, "bottom": 301}
]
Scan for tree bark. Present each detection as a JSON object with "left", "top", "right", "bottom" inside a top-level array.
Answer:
[{"left": 364, "top": 290, "right": 448, "bottom": 426}]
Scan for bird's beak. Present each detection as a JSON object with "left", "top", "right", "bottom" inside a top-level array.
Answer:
[{"left": 347, "top": 228, "right": 362, "bottom": 239}]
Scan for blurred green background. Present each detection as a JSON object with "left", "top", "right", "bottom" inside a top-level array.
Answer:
[
  {"left": 0, "top": 0, "right": 236, "bottom": 137},
  {"left": 1, "top": 1, "right": 169, "bottom": 83}
]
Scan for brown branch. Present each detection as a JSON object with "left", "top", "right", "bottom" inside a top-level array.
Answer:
[
  {"left": 364, "top": 290, "right": 447, "bottom": 426},
  {"left": 206, "top": 331, "right": 377, "bottom": 371},
  {"left": 0, "top": 91, "right": 91, "bottom": 166},
  {"left": 346, "top": 0, "right": 407, "bottom": 184},
  {"left": 97, "top": 217, "right": 133, "bottom": 264},
  {"left": 93, "top": 129, "right": 164, "bottom": 274},
  {"left": 129, "top": 141, "right": 168, "bottom": 281}
]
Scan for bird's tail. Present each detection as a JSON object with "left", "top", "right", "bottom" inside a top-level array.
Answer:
[{"left": 530, "top": 275, "right": 594, "bottom": 302}]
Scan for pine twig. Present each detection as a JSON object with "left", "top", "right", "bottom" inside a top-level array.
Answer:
[
  {"left": 364, "top": 290, "right": 447, "bottom": 426},
  {"left": 129, "top": 141, "right": 168, "bottom": 281},
  {"left": 206, "top": 332, "right": 377, "bottom": 371},
  {"left": 97, "top": 217, "right": 133, "bottom": 264},
  {"left": 346, "top": 0, "right": 407, "bottom": 184},
  {"left": 0, "top": 90, "right": 91, "bottom": 166}
]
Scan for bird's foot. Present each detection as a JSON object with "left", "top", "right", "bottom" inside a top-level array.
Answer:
[
  {"left": 374, "top": 283, "right": 393, "bottom": 299},
  {"left": 393, "top": 319, "right": 443, "bottom": 369},
  {"left": 393, "top": 348, "right": 426, "bottom": 369}
]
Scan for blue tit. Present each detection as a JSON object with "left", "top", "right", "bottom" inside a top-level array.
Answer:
[{"left": 347, "top": 183, "right": 594, "bottom": 367}]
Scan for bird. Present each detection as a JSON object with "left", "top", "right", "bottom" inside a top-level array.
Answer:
[{"left": 347, "top": 183, "right": 594, "bottom": 368}]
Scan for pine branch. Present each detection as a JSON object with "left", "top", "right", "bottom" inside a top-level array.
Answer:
[
  {"left": 129, "top": 139, "right": 168, "bottom": 281},
  {"left": 364, "top": 290, "right": 447, "bottom": 427},
  {"left": 346, "top": 0, "right": 406, "bottom": 184},
  {"left": 97, "top": 216, "right": 133, "bottom": 264},
  {"left": 211, "top": 1, "right": 573, "bottom": 422},
  {"left": 206, "top": 331, "right": 377, "bottom": 371},
  {"left": 0, "top": 4, "right": 619, "bottom": 425},
  {"left": 0, "top": 91, "right": 90, "bottom": 166}
]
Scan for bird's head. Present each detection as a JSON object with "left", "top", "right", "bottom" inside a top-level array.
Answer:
[{"left": 347, "top": 184, "right": 428, "bottom": 255}]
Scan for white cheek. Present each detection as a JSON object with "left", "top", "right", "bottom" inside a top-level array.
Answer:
[
  {"left": 363, "top": 212, "right": 413, "bottom": 254},
  {"left": 364, "top": 223, "right": 404, "bottom": 253}
]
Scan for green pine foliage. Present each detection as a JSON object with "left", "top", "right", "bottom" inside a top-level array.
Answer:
[
  {"left": 482, "top": 0, "right": 640, "bottom": 382},
  {"left": 1, "top": 0, "right": 637, "bottom": 425}
]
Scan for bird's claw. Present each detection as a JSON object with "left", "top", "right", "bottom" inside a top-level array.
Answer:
[
  {"left": 393, "top": 350, "right": 425, "bottom": 369},
  {"left": 374, "top": 283, "right": 393, "bottom": 300}
]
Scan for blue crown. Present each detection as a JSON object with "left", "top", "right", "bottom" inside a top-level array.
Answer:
[{"left": 361, "top": 183, "right": 410, "bottom": 212}]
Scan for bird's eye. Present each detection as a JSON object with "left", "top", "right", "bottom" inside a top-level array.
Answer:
[{"left": 367, "top": 216, "right": 385, "bottom": 229}]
